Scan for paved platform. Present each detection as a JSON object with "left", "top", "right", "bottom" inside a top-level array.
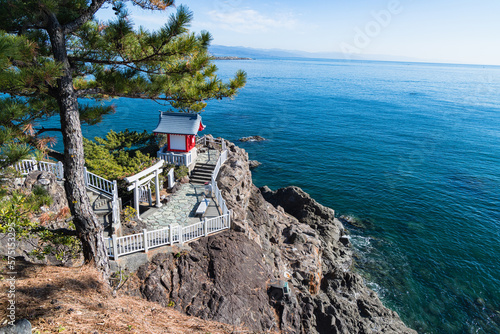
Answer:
[
  {"left": 140, "top": 146, "right": 223, "bottom": 230},
  {"left": 196, "top": 148, "right": 220, "bottom": 164},
  {"left": 143, "top": 183, "right": 221, "bottom": 230}
]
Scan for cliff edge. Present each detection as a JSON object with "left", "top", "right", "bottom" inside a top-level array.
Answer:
[{"left": 137, "top": 141, "right": 416, "bottom": 333}]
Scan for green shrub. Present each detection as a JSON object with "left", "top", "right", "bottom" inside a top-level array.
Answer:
[
  {"left": 83, "top": 130, "right": 160, "bottom": 181},
  {"left": 31, "top": 185, "right": 53, "bottom": 208},
  {"left": 174, "top": 166, "right": 189, "bottom": 180}
]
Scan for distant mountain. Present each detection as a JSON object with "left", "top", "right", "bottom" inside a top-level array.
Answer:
[
  {"left": 209, "top": 45, "right": 308, "bottom": 59},
  {"left": 209, "top": 45, "right": 425, "bottom": 63}
]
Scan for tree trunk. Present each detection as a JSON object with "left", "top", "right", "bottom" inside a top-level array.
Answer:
[{"left": 47, "top": 16, "right": 109, "bottom": 277}]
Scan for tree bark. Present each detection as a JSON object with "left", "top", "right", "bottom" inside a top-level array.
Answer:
[{"left": 46, "top": 14, "right": 109, "bottom": 277}]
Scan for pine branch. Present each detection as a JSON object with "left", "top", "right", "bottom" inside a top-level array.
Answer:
[
  {"left": 35, "top": 127, "right": 62, "bottom": 135},
  {"left": 45, "top": 148, "right": 65, "bottom": 162},
  {"left": 62, "top": 0, "right": 107, "bottom": 34},
  {"left": 67, "top": 50, "right": 193, "bottom": 66}
]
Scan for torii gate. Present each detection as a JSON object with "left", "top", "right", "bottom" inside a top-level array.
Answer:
[{"left": 124, "top": 160, "right": 165, "bottom": 219}]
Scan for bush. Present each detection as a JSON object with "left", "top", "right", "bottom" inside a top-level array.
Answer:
[
  {"left": 83, "top": 130, "right": 158, "bottom": 180},
  {"left": 174, "top": 165, "right": 189, "bottom": 180}
]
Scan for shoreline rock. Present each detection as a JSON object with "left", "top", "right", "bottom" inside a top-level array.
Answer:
[{"left": 136, "top": 140, "right": 417, "bottom": 333}]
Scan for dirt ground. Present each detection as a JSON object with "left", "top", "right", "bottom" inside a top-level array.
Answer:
[{"left": 0, "top": 260, "right": 245, "bottom": 334}]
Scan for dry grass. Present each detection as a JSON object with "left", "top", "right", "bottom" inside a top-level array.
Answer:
[{"left": 0, "top": 260, "right": 245, "bottom": 334}]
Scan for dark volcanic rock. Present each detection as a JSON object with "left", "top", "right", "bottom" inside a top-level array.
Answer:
[
  {"left": 137, "top": 231, "right": 278, "bottom": 332},
  {"left": 238, "top": 135, "right": 266, "bottom": 142},
  {"left": 138, "top": 140, "right": 417, "bottom": 334},
  {"left": 248, "top": 160, "right": 261, "bottom": 169}
]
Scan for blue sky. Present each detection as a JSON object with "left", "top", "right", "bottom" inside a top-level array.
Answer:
[{"left": 97, "top": 0, "right": 500, "bottom": 65}]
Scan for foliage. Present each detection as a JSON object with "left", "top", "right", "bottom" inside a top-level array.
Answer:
[
  {"left": 0, "top": 1, "right": 246, "bottom": 153},
  {"left": 122, "top": 206, "right": 138, "bottom": 223},
  {"left": 0, "top": 32, "right": 62, "bottom": 158},
  {"left": 31, "top": 185, "right": 54, "bottom": 208},
  {"left": 94, "top": 129, "right": 156, "bottom": 152},
  {"left": 0, "top": 189, "right": 81, "bottom": 261},
  {"left": 83, "top": 130, "right": 157, "bottom": 180},
  {"left": 174, "top": 165, "right": 189, "bottom": 180}
]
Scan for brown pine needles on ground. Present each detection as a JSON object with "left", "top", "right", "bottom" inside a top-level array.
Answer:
[{"left": 0, "top": 260, "right": 245, "bottom": 334}]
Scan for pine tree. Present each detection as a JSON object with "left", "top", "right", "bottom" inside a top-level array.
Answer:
[{"left": 0, "top": 0, "right": 246, "bottom": 277}]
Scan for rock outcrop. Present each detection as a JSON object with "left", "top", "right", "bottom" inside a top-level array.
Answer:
[
  {"left": 238, "top": 135, "right": 266, "bottom": 142},
  {"left": 248, "top": 160, "right": 261, "bottom": 169},
  {"left": 138, "top": 232, "right": 277, "bottom": 332},
  {"left": 0, "top": 170, "right": 77, "bottom": 266},
  {"left": 137, "top": 141, "right": 417, "bottom": 333},
  {"left": 23, "top": 171, "right": 68, "bottom": 213}
]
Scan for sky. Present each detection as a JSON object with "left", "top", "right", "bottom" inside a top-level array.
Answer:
[{"left": 96, "top": 0, "right": 500, "bottom": 65}]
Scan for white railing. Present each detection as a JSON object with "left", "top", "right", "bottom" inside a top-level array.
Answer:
[
  {"left": 157, "top": 147, "right": 197, "bottom": 167},
  {"left": 38, "top": 161, "right": 64, "bottom": 179},
  {"left": 84, "top": 167, "right": 115, "bottom": 198},
  {"left": 108, "top": 212, "right": 231, "bottom": 259},
  {"left": 112, "top": 233, "right": 145, "bottom": 257},
  {"left": 85, "top": 169, "right": 120, "bottom": 227},
  {"left": 206, "top": 214, "right": 230, "bottom": 233},
  {"left": 146, "top": 226, "right": 170, "bottom": 249},
  {"left": 211, "top": 147, "right": 229, "bottom": 215},
  {"left": 13, "top": 159, "right": 64, "bottom": 180},
  {"left": 171, "top": 224, "right": 181, "bottom": 244},
  {"left": 182, "top": 221, "right": 204, "bottom": 243},
  {"left": 213, "top": 181, "right": 229, "bottom": 216}
]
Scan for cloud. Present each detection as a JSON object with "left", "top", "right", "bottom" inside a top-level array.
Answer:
[{"left": 206, "top": 8, "right": 297, "bottom": 33}]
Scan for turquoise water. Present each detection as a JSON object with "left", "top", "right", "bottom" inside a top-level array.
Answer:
[{"left": 45, "top": 58, "right": 500, "bottom": 333}]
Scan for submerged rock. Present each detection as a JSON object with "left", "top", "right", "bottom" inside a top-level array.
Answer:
[
  {"left": 137, "top": 140, "right": 417, "bottom": 334},
  {"left": 238, "top": 135, "right": 266, "bottom": 142},
  {"left": 248, "top": 160, "right": 261, "bottom": 169}
]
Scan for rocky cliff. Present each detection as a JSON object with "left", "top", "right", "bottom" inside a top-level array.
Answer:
[{"left": 137, "top": 141, "right": 417, "bottom": 333}]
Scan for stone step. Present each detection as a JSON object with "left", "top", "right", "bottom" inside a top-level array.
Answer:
[
  {"left": 192, "top": 168, "right": 215, "bottom": 175},
  {"left": 190, "top": 162, "right": 217, "bottom": 185},
  {"left": 190, "top": 173, "right": 212, "bottom": 180},
  {"left": 191, "top": 170, "right": 213, "bottom": 178},
  {"left": 193, "top": 162, "right": 216, "bottom": 169},
  {"left": 190, "top": 179, "right": 211, "bottom": 185}
]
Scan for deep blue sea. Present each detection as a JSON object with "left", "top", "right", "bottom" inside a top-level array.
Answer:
[{"left": 45, "top": 58, "right": 500, "bottom": 333}]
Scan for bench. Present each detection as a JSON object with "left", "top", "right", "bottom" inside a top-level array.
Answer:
[{"left": 195, "top": 198, "right": 210, "bottom": 217}]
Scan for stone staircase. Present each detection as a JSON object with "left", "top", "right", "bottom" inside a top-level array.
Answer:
[{"left": 190, "top": 163, "right": 216, "bottom": 185}]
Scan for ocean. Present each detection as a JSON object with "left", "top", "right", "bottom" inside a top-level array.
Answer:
[{"left": 46, "top": 58, "right": 500, "bottom": 333}]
